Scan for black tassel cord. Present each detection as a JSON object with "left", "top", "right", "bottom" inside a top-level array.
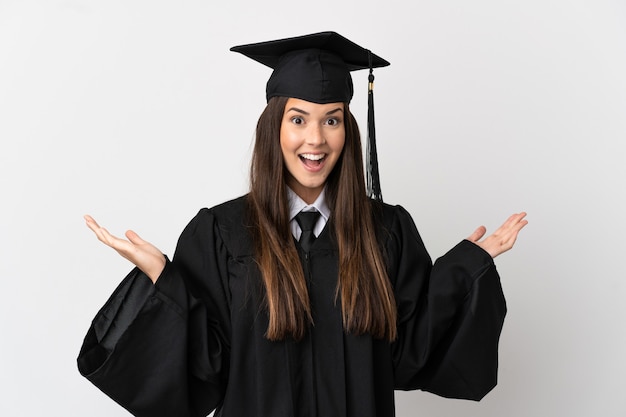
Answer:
[{"left": 366, "top": 50, "right": 383, "bottom": 202}]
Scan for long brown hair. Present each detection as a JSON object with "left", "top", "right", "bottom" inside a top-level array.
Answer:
[{"left": 248, "top": 96, "right": 396, "bottom": 341}]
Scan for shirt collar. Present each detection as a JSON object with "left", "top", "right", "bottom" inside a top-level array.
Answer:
[{"left": 287, "top": 187, "right": 331, "bottom": 223}]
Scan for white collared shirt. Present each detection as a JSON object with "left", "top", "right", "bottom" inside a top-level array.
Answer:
[{"left": 287, "top": 187, "right": 330, "bottom": 240}]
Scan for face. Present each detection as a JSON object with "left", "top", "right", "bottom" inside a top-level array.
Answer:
[{"left": 280, "top": 98, "right": 346, "bottom": 204}]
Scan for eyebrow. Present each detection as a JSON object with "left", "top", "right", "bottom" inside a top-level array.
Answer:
[{"left": 286, "top": 107, "right": 344, "bottom": 116}]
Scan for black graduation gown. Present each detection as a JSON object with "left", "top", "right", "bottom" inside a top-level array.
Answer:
[{"left": 77, "top": 196, "right": 506, "bottom": 417}]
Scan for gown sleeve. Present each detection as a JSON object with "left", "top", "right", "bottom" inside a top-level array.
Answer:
[
  {"left": 77, "top": 209, "right": 231, "bottom": 417},
  {"left": 387, "top": 205, "right": 507, "bottom": 401}
]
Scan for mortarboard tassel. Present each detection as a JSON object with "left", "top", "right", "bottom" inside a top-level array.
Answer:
[{"left": 366, "top": 50, "right": 383, "bottom": 202}]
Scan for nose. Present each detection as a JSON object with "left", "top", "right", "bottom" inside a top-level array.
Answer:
[{"left": 305, "top": 124, "right": 326, "bottom": 145}]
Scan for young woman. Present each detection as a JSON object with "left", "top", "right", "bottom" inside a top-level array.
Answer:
[{"left": 78, "top": 32, "right": 527, "bottom": 417}]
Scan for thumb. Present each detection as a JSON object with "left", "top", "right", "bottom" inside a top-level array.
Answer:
[
  {"left": 125, "top": 230, "right": 145, "bottom": 245},
  {"left": 467, "top": 225, "right": 486, "bottom": 243}
]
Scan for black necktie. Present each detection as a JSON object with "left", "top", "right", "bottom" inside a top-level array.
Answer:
[{"left": 295, "top": 211, "right": 320, "bottom": 252}]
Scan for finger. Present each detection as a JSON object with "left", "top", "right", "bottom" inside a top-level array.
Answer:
[
  {"left": 84, "top": 215, "right": 110, "bottom": 242},
  {"left": 499, "top": 212, "right": 524, "bottom": 230},
  {"left": 512, "top": 212, "right": 528, "bottom": 225},
  {"left": 493, "top": 212, "right": 527, "bottom": 237},
  {"left": 500, "top": 214, "right": 528, "bottom": 239},
  {"left": 495, "top": 217, "right": 528, "bottom": 252},
  {"left": 467, "top": 225, "right": 486, "bottom": 242},
  {"left": 88, "top": 222, "right": 129, "bottom": 251},
  {"left": 125, "top": 230, "right": 145, "bottom": 245},
  {"left": 84, "top": 214, "right": 101, "bottom": 233},
  {"left": 94, "top": 226, "right": 119, "bottom": 247},
  {"left": 503, "top": 218, "right": 529, "bottom": 245}
]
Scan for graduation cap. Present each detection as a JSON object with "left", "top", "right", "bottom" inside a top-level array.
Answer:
[{"left": 230, "top": 31, "right": 389, "bottom": 202}]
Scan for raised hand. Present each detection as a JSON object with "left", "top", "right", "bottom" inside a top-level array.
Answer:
[
  {"left": 467, "top": 212, "right": 528, "bottom": 258},
  {"left": 84, "top": 215, "right": 166, "bottom": 283}
]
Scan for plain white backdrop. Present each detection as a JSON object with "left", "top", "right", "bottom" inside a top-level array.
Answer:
[{"left": 1, "top": 0, "right": 625, "bottom": 415}]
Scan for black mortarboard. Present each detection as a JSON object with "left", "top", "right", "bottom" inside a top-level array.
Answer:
[{"left": 230, "top": 31, "right": 389, "bottom": 201}]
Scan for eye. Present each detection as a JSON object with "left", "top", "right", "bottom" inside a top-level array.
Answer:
[
  {"left": 291, "top": 116, "right": 304, "bottom": 125},
  {"left": 325, "top": 117, "right": 341, "bottom": 126}
]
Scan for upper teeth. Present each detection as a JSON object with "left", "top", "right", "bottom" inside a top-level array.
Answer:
[{"left": 301, "top": 153, "right": 325, "bottom": 161}]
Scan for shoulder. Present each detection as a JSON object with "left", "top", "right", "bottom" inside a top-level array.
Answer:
[
  {"left": 370, "top": 200, "right": 427, "bottom": 256},
  {"left": 185, "top": 195, "right": 253, "bottom": 257},
  {"left": 371, "top": 199, "right": 416, "bottom": 232},
  {"left": 185, "top": 194, "right": 246, "bottom": 221},
  {"left": 205, "top": 194, "right": 249, "bottom": 222}
]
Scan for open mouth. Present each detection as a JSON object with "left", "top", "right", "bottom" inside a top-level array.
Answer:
[{"left": 299, "top": 153, "right": 326, "bottom": 168}]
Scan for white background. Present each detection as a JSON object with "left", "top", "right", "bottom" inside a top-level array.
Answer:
[{"left": 1, "top": 0, "right": 625, "bottom": 416}]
